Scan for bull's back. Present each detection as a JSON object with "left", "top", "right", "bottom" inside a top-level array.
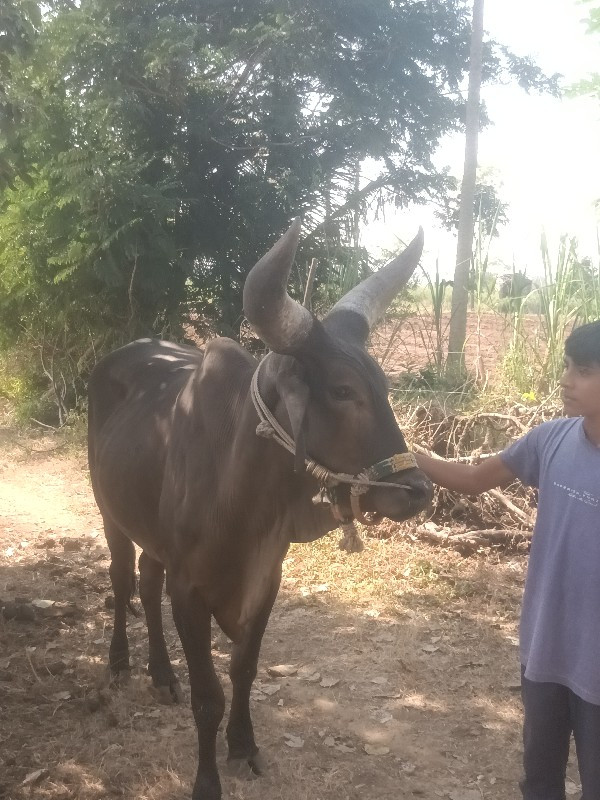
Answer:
[{"left": 88, "top": 339, "right": 203, "bottom": 553}]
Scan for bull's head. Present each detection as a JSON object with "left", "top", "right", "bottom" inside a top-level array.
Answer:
[{"left": 243, "top": 219, "right": 433, "bottom": 526}]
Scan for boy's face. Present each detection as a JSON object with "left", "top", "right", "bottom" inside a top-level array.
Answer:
[{"left": 560, "top": 356, "right": 600, "bottom": 419}]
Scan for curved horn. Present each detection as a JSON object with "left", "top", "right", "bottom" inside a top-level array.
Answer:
[
  {"left": 243, "top": 218, "right": 314, "bottom": 353},
  {"left": 326, "top": 228, "right": 424, "bottom": 339}
]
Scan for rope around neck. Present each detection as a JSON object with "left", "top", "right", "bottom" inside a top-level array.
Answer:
[
  {"left": 251, "top": 359, "right": 414, "bottom": 492},
  {"left": 250, "top": 356, "right": 419, "bottom": 547}
]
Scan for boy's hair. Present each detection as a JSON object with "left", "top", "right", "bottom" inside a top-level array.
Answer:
[{"left": 564, "top": 320, "right": 600, "bottom": 365}]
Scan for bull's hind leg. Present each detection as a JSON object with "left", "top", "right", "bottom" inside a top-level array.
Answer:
[
  {"left": 171, "top": 583, "right": 225, "bottom": 800},
  {"left": 138, "top": 551, "right": 183, "bottom": 703},
  {"left": 225, "top": 573, "right": 281, "bottom": 777},
  {"left": 104, "top": 521, "right": 136, "bottom": 679}
]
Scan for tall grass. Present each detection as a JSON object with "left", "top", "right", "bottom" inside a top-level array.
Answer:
[
  {"left": 374, "top": 223, "right": 600, "bottom": 405},
  {"left": 576, "top": 229, "right": 600, "bottom": 322},
  {"left": 501, "top": 232, "right": 600, "bottom": 395},
  {"left": 470, "top": 213, "right": 499, "bottom": 385},
  {"left": 421, "top": 259, "right": 452, "bottom": 376},
  {"left": 501, "top": 300, "right": 538, "bottom": 395},
  {"left": 536, "top": 233, "right": 580, "bottom": 388}
]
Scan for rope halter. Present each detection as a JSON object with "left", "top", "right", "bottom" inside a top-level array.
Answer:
[{"left": 250, "top": 357, "right": 418, "bottom": 551}]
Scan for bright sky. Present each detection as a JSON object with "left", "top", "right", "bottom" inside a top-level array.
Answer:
[{"left": 363, "top": 0, "right": 600, "bottom": 280}]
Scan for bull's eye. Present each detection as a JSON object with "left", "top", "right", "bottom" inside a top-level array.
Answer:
[{"left": 329, "top": 385, "right": 354, "bottom": 401}]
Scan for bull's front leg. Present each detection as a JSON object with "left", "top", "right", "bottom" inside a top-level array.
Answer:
[
  {"left": 225, "top": 571, "right": 281, "bottom": 777},
  {"left": 171, "top": 583, "right": 225, "bottom": 800}
]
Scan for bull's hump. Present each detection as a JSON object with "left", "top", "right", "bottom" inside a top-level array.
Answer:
[
  {"left": 201, "top": 337, "right": 257, "bottom": 378},
  {"left": 174, "top": 337, "right": 253, "bottom": 425},
  {"left": 100, "top": 338, "right": 199, "bottom": 372}
]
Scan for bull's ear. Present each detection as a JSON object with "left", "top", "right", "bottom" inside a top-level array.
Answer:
[{"left": 276, "top": 361, "right": 309, "bottom": 473}]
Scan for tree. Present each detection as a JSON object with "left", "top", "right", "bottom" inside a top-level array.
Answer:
[
  {"left": 0, "top": 0, "right": 41, "bottom": 188},
  {"left": 0, "top": 0, "right": 559, "bottom": 418},
  {"left": 577, "top": 0, "right": 600, "bottom": 91},
  {"left": 447, "top": 0, "right": 485, "bottom": 376},
  {"left": 445, "top": 0, "right": 560, "bottom": 375},
  {"left": 575, "top": 3, "right": 600, "bottom": 154},
  {"left": 435, "top": 175, "right": 509, "bottom": 239}
]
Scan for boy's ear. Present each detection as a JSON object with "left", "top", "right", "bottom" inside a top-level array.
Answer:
[{"left": 276, "top": 359, "right": 309, "bottom": 473}]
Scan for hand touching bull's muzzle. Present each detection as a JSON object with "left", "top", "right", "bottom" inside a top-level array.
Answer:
[{"left": 321, "top": 455, "right": 433, "bottom": 527}]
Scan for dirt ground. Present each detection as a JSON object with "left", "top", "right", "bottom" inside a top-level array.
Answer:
[
  {"left": 371, "top": 311, "right": 545, "bottom": 379},
  {"left": 0, "top": 429, "right": 580, "bottom": 800}
]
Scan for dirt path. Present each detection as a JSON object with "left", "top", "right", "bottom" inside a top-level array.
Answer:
[{"left": 0, "top": 432, "right": 580, "bottom": 800}]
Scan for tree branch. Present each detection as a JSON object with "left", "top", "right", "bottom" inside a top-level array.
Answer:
[{"left": 304, "top": 174, "right": 397, "bottom": 242}]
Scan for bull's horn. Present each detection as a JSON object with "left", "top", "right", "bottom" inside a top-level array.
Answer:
[
  {"left": 243, "top": 218, "right": 314, "bottom": 353},
  {"left": 326, "top": 228, "right": 424, "bottom": 339}
]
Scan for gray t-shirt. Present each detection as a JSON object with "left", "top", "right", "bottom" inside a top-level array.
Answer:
[{"left": 501, "top": 417, "right": 600, "bottom": 705}]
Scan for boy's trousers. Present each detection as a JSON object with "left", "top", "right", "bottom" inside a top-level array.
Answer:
[{"left": 520, "top": 668, "right": 600, "bottom": 800}]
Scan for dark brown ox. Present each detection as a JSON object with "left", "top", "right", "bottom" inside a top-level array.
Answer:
[{"left": 87, "top": 219, "right": 433, "bottom": 800}]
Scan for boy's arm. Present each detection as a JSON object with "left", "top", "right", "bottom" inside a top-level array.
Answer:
[{"left": 415, "top": 452, "right": 516, "bottom": 494}]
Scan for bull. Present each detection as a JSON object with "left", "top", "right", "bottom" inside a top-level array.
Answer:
[{"left": 87, "top": 219, "right": 433, "bottom": 799}]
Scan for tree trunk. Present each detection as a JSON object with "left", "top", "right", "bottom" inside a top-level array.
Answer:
[{"left": 447, "top": 0, "right": 485, "bottom": 376}]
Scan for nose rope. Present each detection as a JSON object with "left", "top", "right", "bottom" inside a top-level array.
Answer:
[{"left": 250, "top": 358, "right": 419, "bottom": 550}]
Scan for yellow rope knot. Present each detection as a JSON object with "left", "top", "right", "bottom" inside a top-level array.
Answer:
[{"left": 338, "top": 520, "right": 364, "bottom": 553}]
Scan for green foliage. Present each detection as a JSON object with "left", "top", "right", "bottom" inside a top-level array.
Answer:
[
  {"left": 500, "top": 313, "right": 539, "bottom": 395},
  {"left": 0, "top": 0, "right": 561, "bottom": 421},
  {"left": 536, "top": 233, "right": 581, "bottom": 389},
  {"left": 498, "top": 234, "right": 600, "bottom": 395},
  {"left": 421, "top": 260, "right": 453, "bottom": 377},
  {"left": 484, "top": 43, "right": 560, "bottom": 95},
  {"left": 576, "top": 252, "right": 600, "bottom": 321},
  {"left": 572, "top": 1, "right": 600, "bottom": 100},
  {"left": 498, "top": 269, "right": 533, "bottom": 315},
  {"left": 0, "top": 0, "right": 42, "bottom": 189},
  {"left": 311, "top": 244, "right": 371, "bottom": 314},
  {"left": 0, "top": 344, "right": 57, "bottom": 424},
  {"left": 436, "top": 177, "right": 509, "bottom": 239}
]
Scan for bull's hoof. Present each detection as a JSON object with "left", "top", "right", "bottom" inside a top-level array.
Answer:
[
  {"left": 151, "top": 680, "right": 184, "bottom": 705},
  {"left": 248, "top": 750, "right": 267, "bottom": 775},
  {"left": 192, "top": 773, "right": 221, "bottom": 800},
  {"left": 338, "top": 532, "right": 364, "bottom": 552},
  {"left": 226, "top": 750, "right": 266, "bottom": 779},
  {"left": 226, "top": 759, "right": 257, "bottom": 780}
]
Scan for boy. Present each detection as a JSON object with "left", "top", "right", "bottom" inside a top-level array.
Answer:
[{"left": 415, "top": 320, "right": 600, "bottom": 800}]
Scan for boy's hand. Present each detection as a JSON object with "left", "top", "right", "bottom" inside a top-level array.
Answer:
[{"left": 415, "top": 452, "right": 516, "bottom": 495}]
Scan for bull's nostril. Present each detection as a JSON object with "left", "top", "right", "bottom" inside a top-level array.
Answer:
[{"left": 409, "top": 480, "right": 434, "bottom": 506}]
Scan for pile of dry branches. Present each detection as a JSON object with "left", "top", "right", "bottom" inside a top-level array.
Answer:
[{"left": 393, "top": 396, "right": 563, "bottom": 555}]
